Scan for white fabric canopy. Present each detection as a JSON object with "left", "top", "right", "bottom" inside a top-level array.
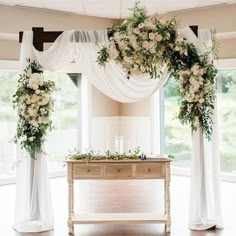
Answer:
[
  {"left": 34, "top": 30, "right": 169, "bottom": 103},
  {"left": 181, "top": 27, "right": 223, "bottom": 230},
  {"left": 15, "top": 27, "right": 222, "bottom": 232}
]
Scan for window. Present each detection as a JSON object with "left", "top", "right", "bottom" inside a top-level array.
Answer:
[
  {"left": 0, "top": 69, "right": 81, "bottom": 179},
  {"left": 43, "top": 72, "right": 81, "bottom": 172},
  {"left": 162, "top": 78, "right": 192, "bottom": 169},
  {"left": 161, "top": 66, "right": 236, "bottom": 175},
  {"left": 217, "top": 69, "right": 236, "bottom": 174},
  {"left": 0, "top": 71, "right": 18, "bottom": 178}
]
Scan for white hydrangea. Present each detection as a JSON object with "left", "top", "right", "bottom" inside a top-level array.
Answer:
[{"left": 28, "top": 73, "right": 44, "bottom": 90}]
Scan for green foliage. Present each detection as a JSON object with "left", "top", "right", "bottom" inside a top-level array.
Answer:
[
  {"left": 97, "top": 2, "right": 217, "bottom": 140},
  {"left": 12, "top": 59, "right": 56, "bottom": 158},
  {"left": 67, "top": 147, "right": 142, "bottom": 162}
]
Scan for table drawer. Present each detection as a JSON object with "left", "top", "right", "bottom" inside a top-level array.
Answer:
[
  {"left": 135, "top": 164, "right": 164, "bottom": 178},
  {"left": 73, "top": 164, "right": 102, "bottom": 178},
  {"left": 104, "top": 165, "right": 132, "bottom": 178}
]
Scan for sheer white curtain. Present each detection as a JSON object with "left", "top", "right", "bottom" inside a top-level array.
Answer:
[
  {"left": 14, "top": 32, "right": 54, "bottom": 233},
  {"left": 34, "top": 30, "right": 169, "bottom": 103},
  {"left": 181, "top": 27, "right": 223, "bottom": 230}
]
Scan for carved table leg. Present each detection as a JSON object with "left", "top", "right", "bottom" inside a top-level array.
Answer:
[
  {"left": 68, "top": 163, "right": 74, "bottom": 235},
  {"left": 164, "top": 163, "right": 171, "bottom": 233}
]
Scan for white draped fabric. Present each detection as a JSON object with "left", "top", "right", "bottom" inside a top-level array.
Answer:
[
  {"left": 15, "top": 27, "right": 222, "bottom": 232},
  {"left": 181, "top": 27, "right": 223, "bottom": 230},
  {"left": 14, "top": 32, "right": 54, "bottom": 232},
  {"left": 34, "top": 30, "right": 169, "bottom": 103}
]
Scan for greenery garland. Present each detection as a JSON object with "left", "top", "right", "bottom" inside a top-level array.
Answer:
[
  {"left": 97, "top": 3, "right": 217, "bottom": 139},
  {"left": 67, "top": 147, "right": 142, "bottom": 162},
  {"left": 13, "top": 59, "right": 56, "bottom": 158},
  {"left": 67, "top": 147, "right": 174, "bottom": 162}
]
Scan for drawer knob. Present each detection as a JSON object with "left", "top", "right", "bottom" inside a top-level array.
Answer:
[
  {"left": 87, "top": 169, "right": 91, "bottom": 172},
  {"left": 117, "top": 169, "right": 121, "bottom": 172},
  {"left": 148, "top": 168, "right": 151, "bottom": 172}
]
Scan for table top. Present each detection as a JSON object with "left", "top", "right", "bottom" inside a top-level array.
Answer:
[{"left": 67, "top": 155, "right": 171, "bottom": 163}]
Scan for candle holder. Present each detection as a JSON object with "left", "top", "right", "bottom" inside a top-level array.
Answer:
[{"left": 115, "top": 136, "right": 123, "bottom": 154}]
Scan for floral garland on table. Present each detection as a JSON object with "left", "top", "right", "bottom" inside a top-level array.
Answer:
[
  {"left": 13, "top": 59, "right": 56, "bottom": 158},
  {"left": 67, "top": 147, "right": 142, "bottom": 162},
  {"left": 97, "top": 3, "right": 217, "bottom": 139},
  {"left": 67, "top": 147, "right": 174, "bottom": 162}
]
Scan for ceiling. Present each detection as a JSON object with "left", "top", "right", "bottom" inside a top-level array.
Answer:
[{"left": 0, "top": 0, "right": 235, "bottom": 19}]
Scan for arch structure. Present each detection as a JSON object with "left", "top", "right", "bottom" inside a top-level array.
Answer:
[{"left": 13, "top": 4, "right": 223, "bottom": 234}]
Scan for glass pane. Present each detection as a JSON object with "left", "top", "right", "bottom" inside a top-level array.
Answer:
[
  {"left": 44, "top": 72, "right": 79, "bottom": 171},
  {"left": 163, "top": 78, "right": 192, "bottom": 168},
  {"left": 217, "top": 69, "right": 236, "bottom": 174},
  {"left": 0, "top": 71, "right": 18, "bottom": 177}
]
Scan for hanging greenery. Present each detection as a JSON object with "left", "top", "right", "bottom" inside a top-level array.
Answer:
[
  {"left": 97, "top": 2, "right": 217, "bottom": 140},
  {"left": 13, "top": 59, "right": 56, "bottom": 158}
]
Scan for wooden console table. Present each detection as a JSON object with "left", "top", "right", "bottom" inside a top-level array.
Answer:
[{"left": 67, "top": 157, "right": 171, "bottom": 235}]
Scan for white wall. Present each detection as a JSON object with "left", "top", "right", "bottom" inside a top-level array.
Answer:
[
  {"left": 91, "top": 117, "right": 152, "bottom": 154},
  {"left": 162, "top": 4, "right": 236, "bottom": 59},
  {"left": 0, "top": 4, "right": 117, "bottom": 60}
]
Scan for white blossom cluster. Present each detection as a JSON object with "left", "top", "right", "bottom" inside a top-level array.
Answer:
[
  {"left": 97, "top": 3, "right": 217, "bottom": 139},
  {"left": 178, "top": 64, "right": 215, "bottom": 129},
  {"left": 13, "top": 62, "right": 55, "bottom": 157},
  {"left": 104, "top": 16, "right": 176, "bottom": 77}
]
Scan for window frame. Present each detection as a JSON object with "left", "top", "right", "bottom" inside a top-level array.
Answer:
[
  {"left": 0, "top": 60, "right": 90, "bottom": 185},
  {"left": 155, "top": 58, "right": 236, "bottom": 182}
]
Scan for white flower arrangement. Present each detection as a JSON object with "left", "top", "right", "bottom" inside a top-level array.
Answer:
[
  {"left": 13, "top": 59, "right": 56, "bottom": 158},
  {"left": 97, "top": 3, "right": 217, "bottom": 139}
]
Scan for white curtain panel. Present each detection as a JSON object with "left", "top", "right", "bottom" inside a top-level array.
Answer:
[
  {"left": 181, "top": 27, "right": 223, "bottom": 230},
  {"left": 14, "top": 32, "right": 54, "bottom": 233}
]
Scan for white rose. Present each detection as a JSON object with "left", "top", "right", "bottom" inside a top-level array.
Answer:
[
  {"left": 150, "top": 48, "right": 156, "bottom": 54},
  {"left": 175, "top": 46, "right": 181, "bottom": 51},
  {"left": 18, "top": 82, "right": 24, "bottom": 87},
  {"left": 165, "top": 32, "right": 170, "bottom": 39},
  {"left": 28, "top": 108, "right": 37, "bottom": 117},
  {"left": 191, "top": 64, "right": 200, "bottom": 75},
  {"left": 29, "top": 136, "right": 35, "bottom": 142},
  {"left": 149, "top": 32, "right": 155, "bottom": 40},
  {"left": 133, "top": 28, "right": 140, "bottom": 35},
  {"left": 26, "top": 97, "right": 32, "bottom": 105},
  {"left": 142, "top": 41, "right": 149, "bottom": 49},
  {"left": 35, "top": 89, "right": 41, "bottom": 95},
  {"left": 148, "top": 41, "right": 156, "bottom": 49},
  {"left": 119, "top": 41, "right": 127, "bottom": 50},
  {"left": 155, "top": 34, "right": 163, "bottom": 42},
  {"left": 199, "top": 98, "right": 204, "bottom": 104},
  {"left": 138, "top": 23, "right": 145, "bottom": 29},
  {"left": 21, "top": 135, "right": 27, "bottom": 142},
  {"left": 199, "top": 68, "right": 205, "bottom": 75}
]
